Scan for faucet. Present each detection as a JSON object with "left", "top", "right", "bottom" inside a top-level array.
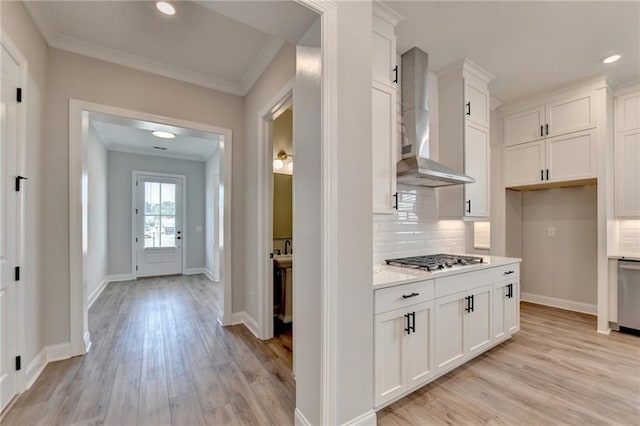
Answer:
[{"left": 284, "top": 240, "right": 291, "bottom": 255}]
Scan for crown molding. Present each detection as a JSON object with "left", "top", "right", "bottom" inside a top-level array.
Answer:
[{"left": 23, "top": 1, "right": 284, "bottom": 97}]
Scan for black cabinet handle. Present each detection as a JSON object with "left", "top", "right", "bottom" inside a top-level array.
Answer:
[
  {"left": 404, "top": 313, "right": 411, "bottom": 334},
  {"left": 393, "top": 65, "right": 398, "bottom": 83},
  {"left": 466, "top": 102, "right": 471, "bottom": 116},
  {"left": 546, "top": 169, "right": 549, "bottom": 181},
  {"left": 402, "top": 292, "right": 419, "bottom": 299},
  {"left": 509, "top": 284, "right": 514, "bottom": 298},
  {"left": 546, "top": 123, "right": 549, "bottom": 135},
  {"left": 540, "top": 125, "right": 544, "bottom": 137},
  {"left": 470, "top": 294, "right": 475, "bottom": 312},
  {"left": 15, "top": 176, "right": 28, "bottom": 191},
  {"left": 409, "top": 312, "right": 416, "bottom": 333},
  {"left": 393, "top": 192, "right": 398, "bottom": 210},
  {"left": 541, "top": 169, "right": 544, "bottom": 181},
  {"left": 504, "top": 270, "right": 515, "bottom": 275},
  {"left": 466, "top": 199, "right": 471, "bottom": 214},
  {"left": 464, "top": 296, "right": 471, "bottom": 313}
]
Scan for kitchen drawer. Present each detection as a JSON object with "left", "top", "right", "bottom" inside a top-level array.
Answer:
[
  {"left": 435, "top": 269, "right": 493, "bottom": 299},
  {"left": 375, "top": 280, "right": 434, "bottom": 314},
  {"left": 493, "top": 264, "right": 520, "bottom": 281}
]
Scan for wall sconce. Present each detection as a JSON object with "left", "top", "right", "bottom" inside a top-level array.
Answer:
[{"left": 273, "top": 150, "right": 294, "bottom": 171}]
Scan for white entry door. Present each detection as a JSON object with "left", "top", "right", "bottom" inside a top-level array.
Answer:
[
  {"left": 136, "top": 175, "right": 183, "bottom": 277},
  {"left": 1, "top": 43, "right": 20, "bottom": 412}
]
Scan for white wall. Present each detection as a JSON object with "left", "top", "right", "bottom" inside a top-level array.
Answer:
[
  {"left": 205, "top": 150, "right": 221, "bottom": 280},
  {"left": 242, "top": 43, "right": 296, "bottom": 318},
  {"left": 521, "top": 186, "right": 598, "bottom": 310},
  {"left": 107, "top": 151, "right": 206, "bottom": 275},
  {"left": 1, "top": 0, "right": 48, "bottom": 371},
  {"left": 41, "top": 48, "right": 244, "bottom": 345},
  {"left": 86, "top": 123, "right": 108, "bottom": 298}
]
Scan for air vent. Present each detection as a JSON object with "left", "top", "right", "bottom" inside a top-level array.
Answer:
[{"left": 153, "top": 146, "right": 167, "bottom": 151}]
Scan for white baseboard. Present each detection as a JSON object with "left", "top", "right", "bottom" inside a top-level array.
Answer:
[
  {"left": 108, "top": 273, "right": 135, "bottom": 282},
  {"left": 24, "top": 342, "right": 72, "bottom": 391},
  {"left": 184, "top": 267, "right": 207, "bottom": 275},
  {"left": 294, "top": 408, "right": 312, "bottom": 426},
  {"left": 203, "top": 269, "right": 215, "bottom": 281},
  {"left": 87, "top": 277, "right": 109, "bottom": 309},
  {"left": 231, "top": 311, "right": 261, "bottom": 339},
  {"left": 343, "top": 410, "right": 377, "bottom": 426},
  {"left": 521, "top": 292, "right": 597, "bottom": 315},
  {"left": 83, "top": 331, "right": 92, "bottom": 353}
]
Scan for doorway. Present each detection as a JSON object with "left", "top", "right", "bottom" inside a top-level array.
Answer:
[{"left": 133, "top": 172, "right": 185, "bottom": 278}]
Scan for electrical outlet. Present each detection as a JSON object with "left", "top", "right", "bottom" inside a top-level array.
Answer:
[{"left": 548, "top": 227, "right": 556, "bottom": 237}]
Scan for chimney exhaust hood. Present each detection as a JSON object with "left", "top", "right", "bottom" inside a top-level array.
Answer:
[{"left": 397, "top": 47, "right": 475, "bottom": 187}]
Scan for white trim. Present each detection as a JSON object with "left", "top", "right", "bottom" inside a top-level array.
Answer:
[
  {"left": 184, "top": 267, "right": 209, "bottom": 276},
  {"left": 132, "top": 171, "right": 187, "bottom": 278},
  {"left": 23, "top": 342, "right": 73, "bottom": 391},
  {"left": 257, "top": 78, "right": 295, "bottom": 340},
  {"left": 521, "top": 292, "right": 597, "bottom": 315},
  {"left": 294, "top": 408, "right": 312, "bottom": 426},
  {"left": 87, "top": 277, "right": 109, "bottom": 309},
  {"left": 203, "top": 269, "right": 215, "bottom": 282},
  {"left": 343, "top": 410, "right": 377, "bottom": 426},
  {"left": 107, "top": 273, "right": 135, "bottom": 282},
  {"left": 45, "top": 343, "right": 72, "bottom": 363},
  {"left": 231, "top": 311, "right": 261, "bottom": 339},
  {"left": 69, "top": 100, "right": 233, "bottom": 357},
  {"left": 83, "top": 331, "right": 92, "bottom": 353}
]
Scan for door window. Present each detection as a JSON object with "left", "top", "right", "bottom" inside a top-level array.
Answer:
[{"left": 144, "top": 181, "right": 176, "bottom": 248}]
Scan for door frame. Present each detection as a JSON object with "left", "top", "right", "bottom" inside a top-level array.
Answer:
[
  {"left": 1, "top": 30, "right": 28, "bottom": 398},
  {"left": 258, "top": 78, "right": 294, "bottom": 340},
  {"left": 131, "top": 171, "right": 187, "bottom": 279},
  {"left": 69, "top": 99, "right": 233, "bottom": 357}
]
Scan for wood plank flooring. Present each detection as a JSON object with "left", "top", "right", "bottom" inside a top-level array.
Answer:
[
  {"left": 378, "top": 302, "right": 640, "bottom": 426},
  {"left": 2, "top": 275, "right": 294, "bottom": 426},
  {"left": 3, "top": 276, "right": 638, "bottom": 425}
]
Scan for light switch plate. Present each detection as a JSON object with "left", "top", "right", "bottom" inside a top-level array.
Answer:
[{"left": 548, "top": 227, "right": 556, "bottom": 237}]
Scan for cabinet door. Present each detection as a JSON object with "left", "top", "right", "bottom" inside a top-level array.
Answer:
[
  {"left": 615, "top": 130, "right": 640, "bottom": 217},
  {"left": 372, "top": 81, "right": 397, "bottom": 214},
  {"left": 546, "top": 93, "right": 596, "bottom": 137},
  {"left": 465, "top": 285, "right": 493, "bottom": 356},
  {"left": 464, "top": 122, "right": 489, "bottom": 217},
  {"left": 493, "top": 282, "right": 508, "bottom": 342},
  {"left": 374, "top": 309, "right": 407, "bottom": 407},
  {"left": 616, "top": 91, "right": 640, "bottom": 132},
  {"left": 504, "top": 106, "right": 545, "bottom": 146},
  {"left": 405, "top": 301, "right": 435, "bottom": 391},
  {"left": 465, "top": 79, "right": 490, "bottom": 128},
  {"left": 434, "top": 292, "right": 466, "bottom": 373},
  {"left": 506, "top": 281, "right": 520, "bottom": 335},
  {"left": 547, "top": 128, "right": 597, "bottom": 182},
  {"left": 372, "top": 15, "right": 396, "bottom": 86},
  {"left": 504, "top": 140, "right": 545, "bottom": 187}
]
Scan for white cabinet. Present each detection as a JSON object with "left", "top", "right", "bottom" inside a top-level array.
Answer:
[
  {"left": 504, "top": 93, "right": 596, "bottom": 147},
  {"left": 615, "top": 89, "right": 640, "bottom": 218},
  {"left": 493, "top": 279, "right": 519, "bottom": 343},
  {"left": 504, "top": 128, "right": 597, "bottom": 188},
  {"left": 371, "top": 5, "right": 402, "bottom": 214},
  {"left": 438, "top": 60, "right": 494, "bottom": 220}
]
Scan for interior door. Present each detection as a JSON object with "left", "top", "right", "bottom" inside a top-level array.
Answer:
[
  {"left": 136, "top": 176, "right": 183, "bottom": 277},
  {"left": 1, "top": 43, "right": 20, "bottom": 412}
]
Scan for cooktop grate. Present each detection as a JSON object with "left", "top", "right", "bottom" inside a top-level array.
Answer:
[{"left": 385, "top": 254, "right": 484, "bottom": 271}]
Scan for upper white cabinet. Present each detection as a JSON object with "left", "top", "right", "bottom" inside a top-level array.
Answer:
[
  {"left": 371, "top": 4, "right": 402, "bottom": 214},
  {"left": 504, "top": 93, "right": 596, "bottom": 147},
  {"left": 438, "top": 60, "right": 494, "bottom": 220},
  {"left": 503, "top": 89, "right": 599, "bottom": 189},
  {"left": 615, "top": 89, "right": 640, "bottom": 218}
]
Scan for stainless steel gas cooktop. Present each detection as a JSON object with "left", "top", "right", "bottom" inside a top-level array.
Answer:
[{"left": 385, "top": 254, "right": 484, "bottom": 272}]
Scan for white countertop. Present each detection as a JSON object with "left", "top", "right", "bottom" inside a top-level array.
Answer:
[
  {"left": 609, "top": 253, "right": 640, "bottom": 261},
  {"left": 373, "top": 255, "right": 522, "bottom": 290}
]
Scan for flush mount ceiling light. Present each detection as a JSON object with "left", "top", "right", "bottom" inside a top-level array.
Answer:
[
  {"left": 602, "top": 54, "right": 622, "bottom": 64},
  {"left": 152, "top": 130, "right": 176, "bottom": 139},
  {"left": 273, "top": 150, "right": 293, "bottom": 171},
  {"left": 156, "top": 1, "right": 176, "bottom": 15}
]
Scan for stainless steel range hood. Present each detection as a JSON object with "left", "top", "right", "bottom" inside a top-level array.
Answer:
[{"left": 397, "top": 48, "right": 474, "bottom": 187}]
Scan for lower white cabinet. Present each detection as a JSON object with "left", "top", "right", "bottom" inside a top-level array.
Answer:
[
  {"left": 434, "top": 285, "right": 492, "bottom": 373},
  {"left": 493, "top": 280, "right": 520, "bottom": 342},
  {"left": 374, "top": 301, "right": 435, "bottom": 408}
]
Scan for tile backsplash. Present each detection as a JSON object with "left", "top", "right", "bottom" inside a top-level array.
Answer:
[
  {"left": 617, "top": 220, "right": 640, "bottom": 255},
  {"left": 373, "top": 185, "right": 465, "bottom": 265}
]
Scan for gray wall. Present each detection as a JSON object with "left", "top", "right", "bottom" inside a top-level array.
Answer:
[
  {"left": 107, "top": 151, "right": 206, "bottom": 275},
  {"left": 522, "top": 186, "right": 598, "bottom": 306},
  {"left": 87, "top": 124, "right": 108, "bottom": 297}
]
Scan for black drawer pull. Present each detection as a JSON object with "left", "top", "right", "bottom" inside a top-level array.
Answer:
[
  {"left": 402, "top": 292, "right": 419, "bottom": 299},
  {"left": 504, "top": 270, "right": 515, "bottom": 275}
]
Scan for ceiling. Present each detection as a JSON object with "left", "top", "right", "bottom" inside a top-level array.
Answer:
[
  {"left": 89, "top": 112, "right": 221, "bottom": 161},
  {"left": 24, "top": 1, "right": 318, "bottom": 96},
  {"left": 387, "top": 1, "right": 640, "bottom": 104}
]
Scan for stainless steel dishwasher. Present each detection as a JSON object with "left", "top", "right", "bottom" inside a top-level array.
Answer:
[{"left": 618, "top": 259, "right": 640, "bottom": 335}]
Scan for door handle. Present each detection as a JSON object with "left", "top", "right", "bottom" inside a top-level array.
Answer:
[
  {"left": 176, "top": 236, "right": 181, "bottom": 240},
  {"left": 404, "top": 313, "right": 411, "bottom": 334},
  {"left": 409, "top": 312, "right": 416, "bottom": 333},
  {"left": 464, "top": 296, "right": 471, "bottom": 313},
  {"left": 402, "top": 292, "right": 420, "bottom": 299},
  {"left": 540, "top": 125, "right": 544, "bottom": 137},
  {"left": 541, "top": 169, "right": 544, "bottom": 181},
  {"left": 466, "top": 102, "right": 471, "bottom": 116},
  {"left": 393, "top": 192, "right": 398, "bottom": 210},
  {"left": 466, "top": 199, "right": 471, "bottom": 214},
  {"left": 546, "top": 123, "right": 549, "bottom": 135},
  {"left": 393, "top": 65, "right": 398, "bottom": 84},
  {"left": 546, "top": 169, "right": 549, "bottom": 181}
]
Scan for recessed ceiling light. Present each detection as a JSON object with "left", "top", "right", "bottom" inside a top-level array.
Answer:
[
  {"left": 156, "top": 1, "right": 176, "bottom": 16},
  {"left": 602, "top": 54, "right": 621, "bottom": 64},
  {"left": 152, "top": 130, "right": 176, "bottom": 139}
]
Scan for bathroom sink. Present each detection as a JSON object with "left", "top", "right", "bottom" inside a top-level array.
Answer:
[{"left": 273, "top": 254, "right": 292, "bottom": 268}]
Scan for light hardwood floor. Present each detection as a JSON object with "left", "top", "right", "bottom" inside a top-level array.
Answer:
[{"left": 3, "top": 277, "right": 639, "bottom": 425}]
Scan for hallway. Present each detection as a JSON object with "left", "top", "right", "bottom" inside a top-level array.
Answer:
[{"left": 2, "top": 275, "right": 294, "bottom": 425}]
